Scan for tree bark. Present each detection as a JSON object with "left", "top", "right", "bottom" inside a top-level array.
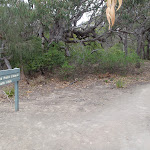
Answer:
[
  {"left": 142, "top": 44, "right": 146, "bottom": 59},
  {"left": 3, "top": 57, "right": 12, "bottom": 69},
  {"left": 0, "top": 40, "right": 6, "bottom": 70},
  {"left": 123, "top": 32, "right": 128, "bottom": 56},
  {"left": 136, "top": 36, "right": 143, "bottom": 58},
  {"left": 146, "top": 41, "right": 150, "bottom": 60},
  {"left": 38, "top": 25, "right": 45, "bottom": 49},
  {"left": 136, "top": 27, "right": 145, "bottom": 58}
]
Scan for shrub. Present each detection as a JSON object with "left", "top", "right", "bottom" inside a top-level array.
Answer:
[
  {"left": 20, "top": 42, "right": 66, "bottom": 74},
  {"left": 4, "top": 88, "right": 15, "bottom": 97},
  {"left": 69, "top": 43, "right": 140, "bottom": 75},
  {"left": 10, "top": 40, "right": 141, "bottom": 79},
  {"left": 116, "top": 80, "right": 125, "bottom": 88},
  {"left": 29, "top": 48, "right": 65, "bottom": 73},
  {"left": 59, "top": 61, "right": 75, "bottom": 79}
]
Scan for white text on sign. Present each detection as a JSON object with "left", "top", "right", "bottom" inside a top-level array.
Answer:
[{"left": 0, "top": 73, "right": 19, "bottom": 81}]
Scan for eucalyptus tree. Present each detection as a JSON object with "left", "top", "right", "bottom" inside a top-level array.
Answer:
[
  {"left": 2, "top": 0, "right": 148, "bottom": 71},
  {"left": 1, "top": 0, "right": 112, "bottom": 69},
  {"left": 0, "top": 0, "right": 35, "bottom": 69},
  {"left": 0, "top": 0, "right": 123, "bottom": 53},
  {"left": 28, "top": 0, "right": 111, "bottom": 46},
  {"left": 110, "top": 0, "right": 150, "bottom": 58}
]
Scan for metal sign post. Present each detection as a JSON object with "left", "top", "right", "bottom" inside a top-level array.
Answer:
[{"left": 0, "top": 68, "right": 20, "bottom": 111}]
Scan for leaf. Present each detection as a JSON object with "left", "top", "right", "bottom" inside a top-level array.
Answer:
[
  {"left": 106, "top": 0, "right": 123, "bottom": 29},
  {"left": 116, "top": 0, "right": 122, "bottom": 11},
  {"left": 110, "top": 2, "right": 115, "bottom": 26},
  {"left": 106, "top": 7, "right": 111, "bottom": 30},
  {"left": 107, "top": 0, "right": 112, "bottom": 7},
  {"left": 114, "top": 0, "right": 118, "bottom": 6}
]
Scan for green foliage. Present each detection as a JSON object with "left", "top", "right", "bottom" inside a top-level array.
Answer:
[
  {"left": 10, "top": 37, "right": 43, "bottom": 72},
  {"left": 69, "top": 43, "right": 140, "bottom": 75},
  {"left": 70, "top": 42, "right": 103, "bottom": 66},
  {"left": 27, "top": 44, "right": 65, "bottom": 73},
  {"left": 61, "top": 61, "right": 75, "bottom": 72},
  {"left": 59, "top": 61, "right": 75, "bottom": 79},
  {"left": 116, "top": 80, "right": 124, "bottom": 88},
  {"left": 0, "top": 0, "right": 147, "bottom": 82},
  {"left": 104, "top": 80, "right": 108, "bottom": 83},
  {"left": 10, "top": 39, "right": 140, "bottom": 79},
  {"left": 98, "top": 45, "right": 139, "bottom": 72},
  {"left": 0, "top": 1, "right": 34, "bottom": 43},
  {"left": 10, "top": 39, "right": 66, "bottom": 74},
  {"left": 4, "top": 88, "right": 15, "bottom": 98}
]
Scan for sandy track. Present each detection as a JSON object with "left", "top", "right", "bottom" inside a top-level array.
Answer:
[{"left": 0, "top": 83, "right": 150, "bottom": 150}]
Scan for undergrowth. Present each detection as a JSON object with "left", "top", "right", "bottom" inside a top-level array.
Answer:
[
  {"left": 10, "top": 41, "right": 140, "bottom": 80},
  {"left": 116, "top": 80, "right": 125, "bottom": 88},
  {"left": 4, "top": 87, "right": 15, "bottom": 98}
]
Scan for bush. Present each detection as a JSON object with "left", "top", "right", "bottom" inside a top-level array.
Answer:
[
  {"left": 99, "top": 49, "right": 138, "bottom": 72},
  {"left": 4, "top": 88, "right": 15, "bottom": 97},
  {"left": 116, "top": 80, "right": 124, "bottom": 88},
  {"left": 10, "top": 37, "right": 43, "bottom": 73},
  {"left": 68, "top": 43, "right": 140, "bottom": 75},
  {"left": 10, "top": 40, "right": 140, "bottom": 79},
  {"left": 28, "top": 48, "right": 65, "bottom": 73},
  {"left": 10, "top": 38, "right": 66, "bottom": 74},
  {"left": 59, "top": 61, "right": 75, "bottom": 79}
]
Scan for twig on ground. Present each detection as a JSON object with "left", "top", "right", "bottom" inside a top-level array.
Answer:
[{"left": 69, "top": 78, "right": 79, "bottom": 85}]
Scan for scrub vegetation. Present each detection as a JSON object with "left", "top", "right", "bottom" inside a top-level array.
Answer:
[{"left": 0, "top": 0, "right": 149, "bottom": 80}]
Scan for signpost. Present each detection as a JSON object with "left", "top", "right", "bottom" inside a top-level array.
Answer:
[{"left": 0, "top": 68, "right": 20, "bottom": 111}]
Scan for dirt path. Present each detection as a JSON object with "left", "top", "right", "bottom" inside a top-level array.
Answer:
[{"left": 0, "top": 82, "right": 150, "bottom": 150}]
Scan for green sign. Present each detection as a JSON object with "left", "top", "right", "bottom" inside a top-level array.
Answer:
[{"left": 0, "top": 68, "right": 20, "bottom": 111}]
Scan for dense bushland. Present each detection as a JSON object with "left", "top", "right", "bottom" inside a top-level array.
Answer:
[
  {"left": 0, "top": 0, "right": 149, "bottom": 80},
  {"left": 10, "top": 40, "right": 140, "bottom": 79}
]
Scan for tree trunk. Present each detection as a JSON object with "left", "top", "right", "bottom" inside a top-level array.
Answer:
[
  {"left": 136, "top": 27, "right": 145, "bottom": 58},
  {"left": 0, "top": 48, "right": 2, "bottom": 70},
  {"left": 123, "top": 32, "right": 128, "bottom": 56},
  {"left": 65, "top": 44, "right": 71, "bottom": 57},
  {"left": 38, "top": 24, "right": 45, "bottom": 49},
  {"left": 3, "top": 57, "right": 12, "bottom": 69},
  {"left": 0, "top": 40, "right": 6, "bottom": 70},
  {"left": 142, "top": 44, "right": 146, "bottom": 59},
  {"left": 146, "top": 41, "right": 150, "bottom": 60},
  {"left": 136, "top": 36, "right": 143, "bottom": 58}
]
